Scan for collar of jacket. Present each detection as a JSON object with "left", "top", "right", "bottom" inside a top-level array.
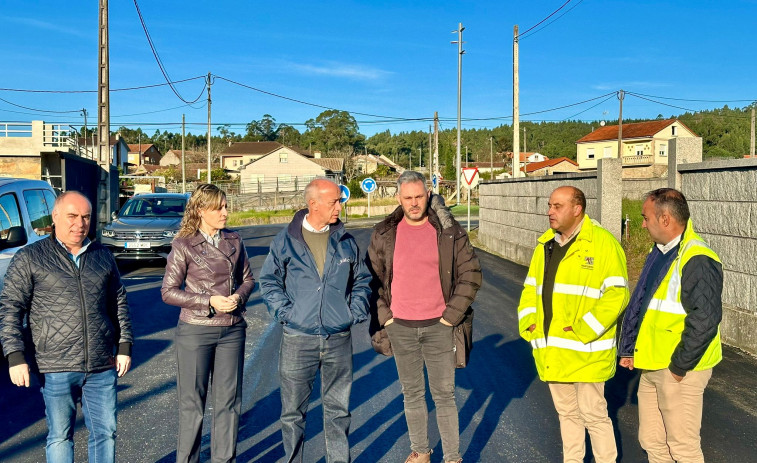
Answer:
[
  {"left": 287, "top": 208, "right": 344, "bottom": 244},
  {"left": 374, "top": 193, "right": 456, "bottom": 235},
  {"left": 47, "top": 230, "right": 96, "bottom": 257},
  {"left": 537, "top": 214, "right": 595, "bottom": 245},
  {"left": 186, "top": 229, "right": 238, "bottom": 258}
]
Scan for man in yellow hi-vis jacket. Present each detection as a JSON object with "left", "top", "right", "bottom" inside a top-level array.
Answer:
[
  {"left": 619, "top": 188, "right": 722, "bottom": 463},
  {"left": 518, "top": 186, "right": 629, "bottom": 463}
]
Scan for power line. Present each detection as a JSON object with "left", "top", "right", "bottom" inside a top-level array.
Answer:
[
  {"left": 215, "top": 75, "right": 431, "bottom": 121},
  {"left": 518, "top": 0, "right": 582, "bottom": 40},
  {"left": 0, "top": 76, "right": 206, "bottom": 94},
  {"left": 626, "top": 91, "right": 757, "bottom": 104},
  {"left": 625, "top": 92, "right": 752, "bottom": 120},
  {"left": 132, "top": 0, "right": 206, "bottom": 104},
  {"left": 0, "top": 97, "right": 81, "bottom": 114},
  {"left": 562, "top": 94, "right": 616, "bottom": 121}
]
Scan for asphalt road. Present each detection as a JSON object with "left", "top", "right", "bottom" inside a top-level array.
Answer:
[{"left": 0, "top": 222, "right": 755, "bottom": 462}]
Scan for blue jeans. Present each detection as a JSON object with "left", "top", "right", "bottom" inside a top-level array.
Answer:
[
  {"left": 279, "top": 328, "right": 353, "bottom": 463},
  {"left": 386, "top": 322, "right": 460, "bottom": 462},
  {"left": 41, "top": 369, "right": 118, "bottom": 463}
]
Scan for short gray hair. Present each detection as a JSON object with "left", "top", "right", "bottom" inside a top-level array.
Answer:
[{"left": 396, "top": 170, "right": 426, "bottom": 190}]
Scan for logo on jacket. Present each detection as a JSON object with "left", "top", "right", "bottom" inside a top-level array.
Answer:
[
  {"left": 338, "top": 257, "right": 352, "bottom": 265},
  {"left": 582, "top": 256, "right": 594, "bottom": 270}
]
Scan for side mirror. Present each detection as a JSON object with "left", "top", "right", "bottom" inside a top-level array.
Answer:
[
  {"left": 111, "top": 211, "right": 118, "bottom": 221},
  {"left": 1, "top": 226, "right": 28, "bottom": 250}
]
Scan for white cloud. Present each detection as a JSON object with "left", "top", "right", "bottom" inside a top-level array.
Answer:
[
  {"left": 6, "top": 16, "right": 90, "bottom": 39},
  {"left": 284, "top": 61, "right": 392, "bottom": 81}
]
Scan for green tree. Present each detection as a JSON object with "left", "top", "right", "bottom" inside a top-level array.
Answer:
[{"left": 304, "top": 110, "right": 364, "bottom": 154}]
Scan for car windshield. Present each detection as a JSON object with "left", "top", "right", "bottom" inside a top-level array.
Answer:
[{"left": 119, "top": 197, "right": 186, "bottom": 218}]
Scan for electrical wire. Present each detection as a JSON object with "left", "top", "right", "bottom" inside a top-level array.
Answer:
[
  {"left": 518, "top": 0, "right": 582, "bottom": 40},
  {"left": 626, "top": 93, "right": 751, "bottom": 120},
  {"left": 626, "top": 91, "right": 757, "bottom": 104},
  {"left": 0, "top": 76, "right": 206, "bottom": 94},
  {"left": 132, "top": 0, "right": 206, "bottom": 104},
  {"left": 562, "top": 94, "right": 616, "bottom": 121},
  {"left": 0, "top": 96, "right": 82, "bottom": 114}
]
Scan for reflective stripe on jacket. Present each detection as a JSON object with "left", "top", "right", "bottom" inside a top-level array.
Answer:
[
  {"left": 633, "top": 221, "right": 722, "bottom": 371},
  {"left": 517, "top": 215, "right": 629, "bottom": 382}
]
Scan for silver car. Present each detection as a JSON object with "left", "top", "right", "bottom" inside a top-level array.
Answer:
[{"left": 100, "top": 192, "right": 189, "bottom": 261}]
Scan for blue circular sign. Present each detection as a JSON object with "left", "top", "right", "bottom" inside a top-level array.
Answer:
[
  {"left": 432, "top": 174, "right": 438, "bottom": 188},
  {"left": 339, "top": 184, "right": 351, "bottom": 203},
  {"left": 360, "top": 177, "right": 377, "bottom": 194}
]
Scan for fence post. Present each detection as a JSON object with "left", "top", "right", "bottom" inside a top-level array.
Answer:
[
  {"left": 598, "top": 157, "right": 622, "bottom": 241},
  {"left": 258, "top": 179, "right": 262, "bottom": 207},
  {"left": 275, "top": 178, "right": 279, "bottom": 209}
]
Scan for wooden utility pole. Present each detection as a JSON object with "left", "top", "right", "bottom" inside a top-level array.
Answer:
[
  {"left": 617, "top": 90, "right": 625, "bottom": 159},
  {"left": 523, "top": 126, "right": 527, "bottom": 153},
  {"left": 428, "top": 125, "right": 432, "bottom": 176},
  {"left": 97, "top": 0, "right": 111, "bottom": 231},
  {"left": 433, "top": 112, "right": 440, "bottom": 194},
  {"left": 489, "top": 136, "right": 493, "bottom": 179},
  {"left": 181, "top": 114, "right": 186, "bottom": 193},
  {"left": 751, "top": 106, "right": 755, "bottom": 158},
  {"left": 206, "top": 72, "right": 212, "bottom": 183},
  {"left": 513, "top": 25, "right": 520, "bottom": 178}
]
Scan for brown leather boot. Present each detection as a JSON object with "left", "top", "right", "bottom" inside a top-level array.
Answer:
[{"left": 404, "top": 450, "right": 432, "bottom": 463}]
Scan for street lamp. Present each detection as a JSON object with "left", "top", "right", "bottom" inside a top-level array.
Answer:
[{"left": 451, "top": 22, "right": 465, "bottom": 204}]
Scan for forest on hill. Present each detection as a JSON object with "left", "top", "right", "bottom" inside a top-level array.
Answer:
[{"left": 109, "top": 104, "right": 756, "bottom": 179}]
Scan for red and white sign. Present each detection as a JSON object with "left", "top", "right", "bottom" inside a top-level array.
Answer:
[{"left": 461, "top": 167, "right": 480, "bottom": 188}]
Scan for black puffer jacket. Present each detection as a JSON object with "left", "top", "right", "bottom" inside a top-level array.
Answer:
[{"left": 0, "top": 234, "right": 133, "bottom": 374}]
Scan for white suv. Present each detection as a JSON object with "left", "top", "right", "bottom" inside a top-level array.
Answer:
[{"left": 0, "top": 178, "right": 58, "bottom": 291}]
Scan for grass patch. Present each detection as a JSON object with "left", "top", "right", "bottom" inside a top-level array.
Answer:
[
  {"left": 227, "top": 209, "right": 297, "bottom": 226},
  {"left": 450, "top": 204, "right": 480, "bottom": 216},
  {"left": 347, "top": 197, "right": 398, "bottom": 207},
  {"left": 621, "top": 198, "right": 652, "bottom": 285}
]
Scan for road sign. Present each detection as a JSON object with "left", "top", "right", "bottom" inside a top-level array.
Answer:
[
  {"left": 339, "top": 184, "right": 350, "bottom": 203},
  {"left": 360, "top": 177, "right": 377, "bottom": 194},
  {"left": 461, "top": 167, "right": 480, "bottom": 189},
  {"left": 432, "top": 173, "right": 438, "bottom": 189}
]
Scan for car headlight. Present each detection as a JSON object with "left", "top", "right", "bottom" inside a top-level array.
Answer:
[
  {"left": 101, "top": 229, "right": 115, "bottom": 238},
  {"left": 163, "top": 230, "right": 178, "bottom": 238}
]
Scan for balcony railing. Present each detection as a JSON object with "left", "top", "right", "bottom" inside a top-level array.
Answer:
[{"left": 622, "top": 154, "right": 654, "bottom": 166}]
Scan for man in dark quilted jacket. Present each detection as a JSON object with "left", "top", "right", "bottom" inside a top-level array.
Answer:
[{"left": 0, "top": 191, "right": 132, "bottom": 463}]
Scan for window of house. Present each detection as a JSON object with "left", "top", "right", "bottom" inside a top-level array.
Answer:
[
  {"left": 636, "top": 145, "right": 644, "bottom": 156},
  {"left": 603, "top": 147, "right": 612, "bottom": 158},
  {"left": 279, "top": 152, "right": 288, "bottom": 163},
  {"left": 587, "top": 148, "right": 595, "bottom": 159},
  {"left": 671, "top": 125, "right": 677, "bottom": 136},
  {"left": 659, "top": 143, "right": 667, "bottom": 157}
]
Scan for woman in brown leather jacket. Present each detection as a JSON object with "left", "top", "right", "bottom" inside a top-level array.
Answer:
[{"left": 161, "top": 184, "right": 255, "bottom": 463}]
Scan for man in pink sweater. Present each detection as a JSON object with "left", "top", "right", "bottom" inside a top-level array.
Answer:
[{"left": 368, "top": 171, "right": 482, "bottom": 463}]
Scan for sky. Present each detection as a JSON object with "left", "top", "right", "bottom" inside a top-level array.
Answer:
[{"left": 2, "top": 0, "right": 757, "bottom": 138}]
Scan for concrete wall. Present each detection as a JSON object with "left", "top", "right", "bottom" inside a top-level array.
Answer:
[
  {"left": 0, "top": 157, "right": 40, "bottom": 179},
  {"left": 678, "top": 158, "right": 757, "bottom": 354},
  {"left": 622, "top": 178, "right": 667, "bottom": 200},
  {"left": 479, "top": 159, "right": 622, "bottom": 266}
]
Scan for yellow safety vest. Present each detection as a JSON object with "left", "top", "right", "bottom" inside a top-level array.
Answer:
[
  {"left": 633, "top": 221, "right": 722, "bottom": 371},
  {"left": 517, "top": 215, "right": 629, "bottom": 383}
]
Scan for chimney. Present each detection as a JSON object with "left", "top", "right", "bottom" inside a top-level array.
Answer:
[{"left": 314, "top": 151, "right": 322, "bottom": 159}]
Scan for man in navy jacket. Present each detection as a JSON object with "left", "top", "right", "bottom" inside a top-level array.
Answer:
[{"left": 260, "top": 178, "right": 371, "bottom": 463}]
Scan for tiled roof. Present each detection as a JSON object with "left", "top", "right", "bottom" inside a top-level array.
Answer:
[
  {"left": 127, "top": 143, "right": 156, "bottom": 154},
  {"left": 526, "top": 157, "right": 577, "bottom": 173},
  {"left": 576, "top": 118, "right": 696, "bottom": 143},
  {"left": 311, "top": 157, "right": 344, "bottom": 172}
]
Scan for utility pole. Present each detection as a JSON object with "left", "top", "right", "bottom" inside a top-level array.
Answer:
[
  {"left": 81, "top": 109, "right": 88, "bottom": 158},
  {"left": 428, "top": 125, "right": 432, "bottom": 176},
  {"left": 206, "top": 72, "right": 212, "bottom": 184},
  {"left": 489, "top": 136, "right": 493, "bottom": 179},
  {"left": 96, "top": 0, "right": 111, "bottom": 232},
  {"left": 418, "top": 148, "right": 422, "bottom": 169},
  {"left": 523, "top": 126, "right": 527, "bottom": 153},
  {"left": 181, "top": 114, "right": 187, "bottom": 193},
  {"left": 751, "top": 106, "right": 755, "bottom": 158},
  {"left": 433, "top": 112, "right": 440, "bottom": 194},
  {"left": 617, "top": 89, "right": 625, "bottom": 159},
  {"left": 465, "top": 146, "right": 469, "bottom": 167},
  {"left": 513, "top": 25, "right": 520, "bottom": 178},
  {"left": 452, "top": 23, "right": 465, "bottom": 203}
]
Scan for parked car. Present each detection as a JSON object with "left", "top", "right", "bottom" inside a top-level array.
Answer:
[
  {"left": 0, "top": 178, "right": 58, "bottom": 292},
  {"left": 100, "top": 192, "right": 189, "bottom": 261}
]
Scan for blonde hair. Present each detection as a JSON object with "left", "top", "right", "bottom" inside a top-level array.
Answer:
[{"left": 177, "top": 184, "right": 226, "bottom": 238}]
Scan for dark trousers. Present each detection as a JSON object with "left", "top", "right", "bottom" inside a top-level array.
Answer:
[
  {"left": 175, "top": 321, "right": 246, "bottom": 463},
  {"left": 279, "top": 328, "right": 353, "bottom": 463}
]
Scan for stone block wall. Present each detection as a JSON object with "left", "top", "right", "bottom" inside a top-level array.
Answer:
[
  {"left": 679, "top": 158, "right": 757, "bottom": 354},
  {"left": 479, "top": 172, "right": 600, "bottom": 266},
  {"left": 622, "top": 178, "right": 667, "bottom": 200}
]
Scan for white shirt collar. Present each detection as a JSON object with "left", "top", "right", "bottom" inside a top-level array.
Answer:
[
  {"left": 303, "top": 214, "right": 329, "bottom": 233},
  {"left": 555, "top": 219, "right": 583, "bottom": 247},
  {"left": 657, "top": 234, "right": 682, "bottom": 254}
]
